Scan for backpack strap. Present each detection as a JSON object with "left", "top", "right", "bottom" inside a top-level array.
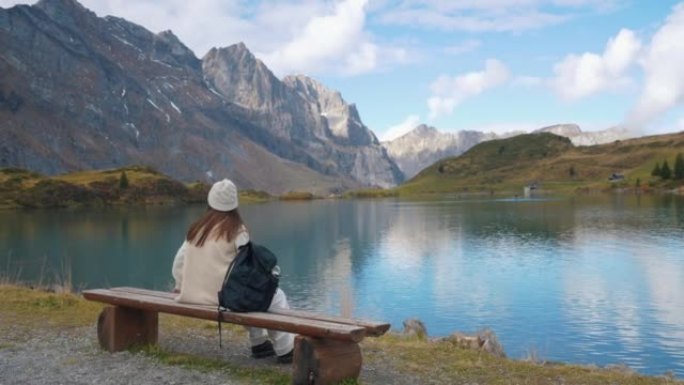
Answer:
[{"left": 217, "top": 306, "right": 223, "bottom": 349}]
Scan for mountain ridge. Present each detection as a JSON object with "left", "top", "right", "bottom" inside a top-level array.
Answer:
[
  {"left": 399, "top": 130, "right": 684, "bottom": 195},
  {"left": 0, "top": 0, "right": 402, "bottom": 193},
  {"left": 383, "top": 123, "right": 631, "bottom": 179}
]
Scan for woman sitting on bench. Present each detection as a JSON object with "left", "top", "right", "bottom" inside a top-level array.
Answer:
[{"left": 171, "top": 178, "right": 295, "bottom": 363}]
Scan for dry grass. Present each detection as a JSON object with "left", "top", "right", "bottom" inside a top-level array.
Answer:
[
  {"left": 278, "top": 191, "right": 317, "bottom": 201},
  {"left": 1, "top": 285, "right": 681, "bottom": 385},
  {"left": 0, "top": 165, "right": 207, "bottom": 208},
  {"left": 364, "top": 334, "right": 682, "bottom": 385}
]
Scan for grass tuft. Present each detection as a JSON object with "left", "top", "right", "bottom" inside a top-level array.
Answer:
[{"left": 138, "top": 345, "right": 290, "bottom": 384}]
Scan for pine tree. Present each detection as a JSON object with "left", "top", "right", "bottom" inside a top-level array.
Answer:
[
  {"left": 661, "top": 160, "right": 672, "bottom": 180},
  {"left": 674, "top": 153, "right": 684, "bottom": 180},
  {"left": 651, "top": 162, "right": 661, "bottom": 177},
  {"left": 569, "top": 165, "right": 576, "bottom": 178},
  {"left": 119, "top": 171, "right": 129, "bottom": 189}
]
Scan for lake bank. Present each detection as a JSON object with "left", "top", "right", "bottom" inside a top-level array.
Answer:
[
  {"left": 1, "top": 284, "right": 681, "bottom": 385},
  {"left": 3, "top": 165, "right": 683, "bottom": 211},
  {"left": 3, "top": 196, "right": 684, "bottom": 375}
]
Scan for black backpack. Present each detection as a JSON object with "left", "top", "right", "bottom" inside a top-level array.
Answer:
[
  {"left": 217, "top": 241, "right": 280, "bottom": 347},
  {"left": 218, "top": 241, "right": 279, "bottom": 312}
]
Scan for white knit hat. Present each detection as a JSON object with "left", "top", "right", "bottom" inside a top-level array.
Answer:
[{"left": 207, "top": 179, "right": 238, "bottom": 211}]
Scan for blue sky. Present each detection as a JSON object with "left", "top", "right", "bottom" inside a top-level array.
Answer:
[{"left": 3, "top": 0, "right": 684, "bottom": 140}]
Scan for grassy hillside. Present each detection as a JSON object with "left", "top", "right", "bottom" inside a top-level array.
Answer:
[
  {"left": 399, "top": 131, "right": 684, "bottom": 195},
  {"left": 0, "top": 166, "right": 300, "bottom": 209},
  {"left": 0, "top": 165, "right": 213, "bottom": 209}
]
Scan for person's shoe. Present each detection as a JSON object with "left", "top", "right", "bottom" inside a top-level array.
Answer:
[
  {"left": 250, "top": 341, "right": 276, "bottom": 359},
  {"left": 276, "top": 349, "right": 294, "bottom": 364}
]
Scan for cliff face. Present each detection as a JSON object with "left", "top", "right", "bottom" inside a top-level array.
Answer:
[
  {"left": 203, "top": 47, "right": 403, "bottom": 187},
  {"left": 0, "top": 0, "right": 402, "bottom": 192},
  {"left": 1, "top": 0, "right": 212, "bottom": 178},
  {"left": 383, "top": 125, "right": 497, "bottom": 179},
  {"left": 282, "top": 75, "right": 374, "bottom": 146}
]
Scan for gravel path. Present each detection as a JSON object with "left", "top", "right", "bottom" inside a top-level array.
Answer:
[
  {"left": 0, "top": 318, "right": 415, "bottom": 385},
  {"left": 1, "top": 326, "right": 247, "bottom": 385}
]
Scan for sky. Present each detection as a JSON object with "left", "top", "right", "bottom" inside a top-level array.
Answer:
[{"left": 3, "top": 0, "right": 684, "bottom": 141}]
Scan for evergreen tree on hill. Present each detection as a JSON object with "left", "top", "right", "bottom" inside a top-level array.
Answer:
[
  {"left": 652, "top": 162, "right": 661, "bottom": 177},
  {"left": 119, "top": 171, "right": 129, "bottom": 189},
  {"left": 661, "top": 160, "right": 672, "bottom": 180},
  {"left": 674, "top": 153, "right": 684, "bottom": 180}
]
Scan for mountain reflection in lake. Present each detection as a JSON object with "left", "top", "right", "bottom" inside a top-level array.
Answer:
[{"left": 2, "top": 195, "right": 684, "bottom": 376}]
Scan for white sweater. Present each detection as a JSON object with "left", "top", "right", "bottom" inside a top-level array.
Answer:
[{"left": 172, "top": 228, "right": 249, "bottom": 306}]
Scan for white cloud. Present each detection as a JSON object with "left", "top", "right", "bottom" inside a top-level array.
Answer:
[
  {"left": 629, "top": 4, "right": 684, "bottom": 129},
  {"left": 427, "top": 59, "right": 510, "bottom": 119},
  {"left": 257, "top": 0, "right": 408, "bottom": 76},
  {"left": 261, "top": 0, "right": 388, "bottom": 76},
  {"left": 442, "top": 39, "right": 482, "bottom": 55},
  {"left": 379, "top": 8, "right": 568, "bottom": 33},
  {"left": 380, "top": 114, "right": 421, "bottom": 141},
  {"left": 552, "top": 0, "right": 620, "bottom": 11},
  {"left": 376, "top": 0, "right": 622, "bottom": 33},
  {"left": 550, "top": 28, "right": 641, "bottom": 100},
  {"left": 513, "top": 75, "right": 543, "bottom": 87},
  {"left": 66, "top": 0, "right": 258, "bottom": 56},
  {"left": 0, "top": 0, "right": 408, "bottom": 77}
]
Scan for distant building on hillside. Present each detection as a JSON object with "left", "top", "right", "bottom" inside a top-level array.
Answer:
[
  {"left": 524, "top": 182, "right": 539, "bottom": 198},
  {"left": 608, "top": 173, "right": 625, "bottom": 182}
]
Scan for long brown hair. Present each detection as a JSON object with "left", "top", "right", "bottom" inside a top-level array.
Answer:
[{"left": 186, "top": 207, "right": 244, "bottom": 247}]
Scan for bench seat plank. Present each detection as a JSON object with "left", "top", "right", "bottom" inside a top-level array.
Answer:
[
  {"left": 83, "top": 289, "right": 366, "bottom": 342},
  {"left": 271, "top": 309, "right": 389, "bottom": 337},
  {"left": 109, "top": 287, "right": 390, "bottom": 337}
]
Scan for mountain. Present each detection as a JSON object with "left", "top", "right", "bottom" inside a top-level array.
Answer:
[
  {"left": 383, "top": 123, "right": 633, "bottom": 179},
  {"left": 202, "top": 46, "right": 402, "bottom": 188},
  {"left": 400, "top": 131, "right": 684, "bottom": 195},
  {"left": 383, "top": 125, "right": 497, "bottom": 179},
  {"left": 0, "top": 0, "right": 401, "bottom": 194},
  {"left": 534, "top": 124, "right": 631, "bottom": 146}
]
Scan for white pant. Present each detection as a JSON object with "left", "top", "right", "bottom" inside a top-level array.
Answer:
[{"left": 247, "top": 288, "right": 295, "bottom": 356}]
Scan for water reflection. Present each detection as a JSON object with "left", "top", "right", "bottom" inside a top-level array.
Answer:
[
  {"left": 1, "top": 195, "right": 684, "bottom": 376},
  {"left": 0, "top": 207, "right": 193, "bottom": 289}
]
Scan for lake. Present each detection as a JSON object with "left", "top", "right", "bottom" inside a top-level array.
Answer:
[{"left": 2, "top": 194, "right": 684, "bottom": 376}]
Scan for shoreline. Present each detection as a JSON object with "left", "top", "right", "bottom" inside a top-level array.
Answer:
[
  {"left": 3, "top": 165, "right": 683, "bottom": 210},
  {"left": 1, "top": 284, "right": 681, "bottom": 384}
]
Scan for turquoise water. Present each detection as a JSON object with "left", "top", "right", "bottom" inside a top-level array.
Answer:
[{"left": 2, "top": 195, "right": 684, "bottom": 376}]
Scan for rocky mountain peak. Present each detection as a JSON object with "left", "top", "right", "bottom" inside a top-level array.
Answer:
[
  {"left": 282, "top": 74, "right": 375, "bottom": 145},
  {"left": 153, "top": 29, "right": 200, "bottom": 70},
  {"left": 536, "top": 123, "right": 582, "bottom": 137},
  {"left": 219, "top": 42, "right": 257, "bottom": 64},
  {"left": 156, "top": 30, "right": 189, "bottom": 51},
  {"left": 35, "top": 0, "right": 97, "bottom": 26},
  {"left": 534, "top": 124, "right": 630, "bottom": 146},
  {"left": 410, "top": 124, "right": 439, "bottom": 138},
  {"left": 202, "top": 42, "right": 282, "bottom": 110},
  {"left": 283, "top": 75, "right": 344, "bottom": 106}
]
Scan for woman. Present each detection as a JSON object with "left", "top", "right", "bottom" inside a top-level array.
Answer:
[{"left": 171, "top": 179, "right": 294, "bottom": 363}]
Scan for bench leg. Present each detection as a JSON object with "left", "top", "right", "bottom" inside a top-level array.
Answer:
[
  {"left": 97, "top": 306, "right": 158, "bottom": 352},
  {"left": 292, "top": 336, "right": 362, "bottom": 385}
]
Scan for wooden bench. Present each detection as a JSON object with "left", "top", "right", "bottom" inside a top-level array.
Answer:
[{"left": 82, "top": 287, "right": 390, "bottom": 385}]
